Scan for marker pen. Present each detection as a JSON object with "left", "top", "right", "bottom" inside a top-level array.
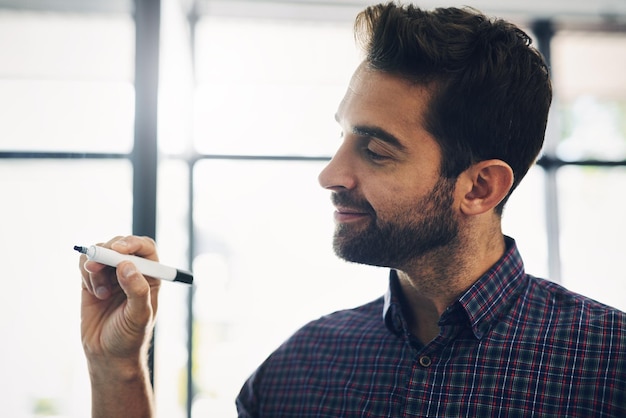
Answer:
[{"left": 74, "top": 245, "right": 193, "bottom": 285}]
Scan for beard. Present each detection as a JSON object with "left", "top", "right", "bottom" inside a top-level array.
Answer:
[{"left": 331, "top": 176, "right": 459, "bottom": 268}]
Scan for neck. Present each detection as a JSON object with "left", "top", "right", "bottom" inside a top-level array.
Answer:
[{"left": 395, "top": 229, "right": 506, "bottom": 344}]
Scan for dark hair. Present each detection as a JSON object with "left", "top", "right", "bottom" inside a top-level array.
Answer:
[{"left": 355, "top": 2, "right": 552, "bottom": 214}]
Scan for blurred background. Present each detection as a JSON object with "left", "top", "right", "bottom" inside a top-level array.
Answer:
[{"left": 0, "top": 0, "right": 625, "bottom": 416}]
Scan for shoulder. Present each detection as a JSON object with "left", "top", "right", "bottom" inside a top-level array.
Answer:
[
  {"left": 521, "top": 274, "right": 626, "bottom": 334},
  {"left": 277, "top": 296, "right": 386, "bottom": 352},
  {"left": 526, "top": 275, "right": 625, "bottom": 313},
  {"left": 236, "top": 296, "right": 389, "bottom": 415},
  {"left": 244, "top": 296, "right": 386, "bottom": 373}
]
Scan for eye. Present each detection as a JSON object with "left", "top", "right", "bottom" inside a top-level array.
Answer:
[{"left": 364, "top": 147, "right": 389, "bottom": 161}]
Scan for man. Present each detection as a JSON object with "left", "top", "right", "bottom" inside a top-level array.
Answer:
[{"left": 79, "top": 2, "right": 626, "bottom": 417}]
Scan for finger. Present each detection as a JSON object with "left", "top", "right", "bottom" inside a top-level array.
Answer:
[
  {"left": 78, "top": 253, "right": 92, "bottom": 293},
  {"left": 89, "top": 266, "right": 118, "bottom": 300},
  {"left": 84, "top": 239, "right": 122, "bottom": 300},
  {"left": 78, "top": 238, "right": 109, "bottom": 293},
  {"left": 116, "top": 261, "right": 154, "bottom": 330},
  {"left": 111, "top": 235, "right": 159, "bottom": 261},
  {"left": 79, "top": 255, "right": 114, "bottom": 296},
  {"left": 77, "top": 235, "right": 158, "bottom": 300}
]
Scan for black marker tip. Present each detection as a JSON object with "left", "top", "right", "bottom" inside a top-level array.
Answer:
[{"left": 73, "top": 245, "right": 86, "bottom": 254}]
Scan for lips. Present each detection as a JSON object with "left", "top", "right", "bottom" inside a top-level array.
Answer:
[
  {"left": 330, "top": 193, "right": 374, "bottom": 222},
  {"left": 333, "top": 205, "right": 371, "bottom": 223}
]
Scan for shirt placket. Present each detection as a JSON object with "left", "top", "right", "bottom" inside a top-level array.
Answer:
[{"left": 402, "top": 320, "right": 465, "bottom": 417}]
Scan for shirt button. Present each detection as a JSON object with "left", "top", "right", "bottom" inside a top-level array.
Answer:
[{"left": 419, "top": 356, "right": 432, "bottom": 367}]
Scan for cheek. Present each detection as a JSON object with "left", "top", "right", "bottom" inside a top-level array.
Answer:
[
  {"left": 361, "top": 167, "right": 440, "bottom": 214},
  {"left": 369, "top": 185, "right": 416, "bottom": 219}
]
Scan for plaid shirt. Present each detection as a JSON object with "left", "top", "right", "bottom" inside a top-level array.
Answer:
[{"left": 237, "top": 237, "right": 626, "bottom": 417}]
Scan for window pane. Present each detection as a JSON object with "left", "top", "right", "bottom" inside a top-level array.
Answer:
[
  {"left": 154, "top": 159, "right": 191, "bottom": 418},
  {"left": 501, "top": 166, "right": 549, "bottom": 279},
  {"left": 552, "top": 32, "right": 626, "bottom": 160},
  {"left": 556, "top": 97, "right": 626, "bottom": 161},
  {"left": 190, "top": 160, "right": 386, "bottom": 416},
  {"left": 0, "top": 11, "right": 135, "bottom": 153},
  {"left": 193, "top": 18, "right": 360, "bottom": 156},
  {"left": 158, "top": 0, "right": 195, "bottom": 156},
  {"left": 0, "top": 80, "right": 135, "bottom": 152},
  {"left": 558, "top": 166, "right": 626, "bottom": 311},
  {"left": 552, "top": 31, "right": 626, "bottom": 101},
  {"left": 0, "top": 11, "right": 134, "bottom": 79},
  {"left": 0, "top": 159, "right": 132, "bottom": 418}
]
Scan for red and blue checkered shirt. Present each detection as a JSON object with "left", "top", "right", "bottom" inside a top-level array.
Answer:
[{"left": 237, "top": 237, "right": 626, "bottom": 417}]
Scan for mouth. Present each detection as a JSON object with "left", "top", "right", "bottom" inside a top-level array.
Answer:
[
  {"left": 330, "top": 192, "right": 374, "bottom": 223},
  {"left": 333, "top": 205, "right": 371, "bottom": 223}
]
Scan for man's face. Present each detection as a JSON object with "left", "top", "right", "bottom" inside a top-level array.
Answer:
[{"left": 318, "top": 64, "right": 460, "bottom": 269}]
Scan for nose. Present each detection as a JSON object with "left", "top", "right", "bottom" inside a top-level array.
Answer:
[{"left": 318, "top": 143, "right": 356, "bottom": 191}]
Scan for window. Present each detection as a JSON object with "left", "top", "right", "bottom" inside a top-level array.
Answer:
[
  {"left": 2, "top": 2, "right": 625, "bottom": 417},
  {"left": 550, "top": 30, "right": 626, "bottom": 308},
  {"left": 0, "top": 8, "right": 135, "bottom": 417}
]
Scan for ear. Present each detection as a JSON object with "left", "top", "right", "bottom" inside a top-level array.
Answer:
[{"left": 457, "top": 159, "right": 514, "bottom": 216}]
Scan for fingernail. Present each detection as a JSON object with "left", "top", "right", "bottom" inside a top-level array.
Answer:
[
  {"left": 95, "top": 286, "right": 110, "bottom": 299},
  {"left": 122, "top": 264, "right": 137, "bottom": 279}
]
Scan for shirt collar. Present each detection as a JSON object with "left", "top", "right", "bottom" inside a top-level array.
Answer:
[
  {"left": 383, "top": 236, "right": 527, "bottom": 339},
  {"left": 383, "top": 272, "right": 406, "bottom": 336}
]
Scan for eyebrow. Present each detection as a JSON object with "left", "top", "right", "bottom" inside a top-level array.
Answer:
[
  {"left": 334, "top": 113, "right": 408, "bottom": 152},
  {"left": 352, "top": 125, "right": 407, "bottom": 152}
]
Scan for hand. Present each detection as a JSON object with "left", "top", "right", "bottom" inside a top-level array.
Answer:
[
  {"left": 79, "top": 235, "right": 161, "bottom": 368},
  {"left": 79, "top": 235, "right": 159, "bottom": 417}
]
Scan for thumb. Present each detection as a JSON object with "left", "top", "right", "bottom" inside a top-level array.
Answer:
[{"left": 117, "top": 261, "right": 153, "bottom": 331}]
